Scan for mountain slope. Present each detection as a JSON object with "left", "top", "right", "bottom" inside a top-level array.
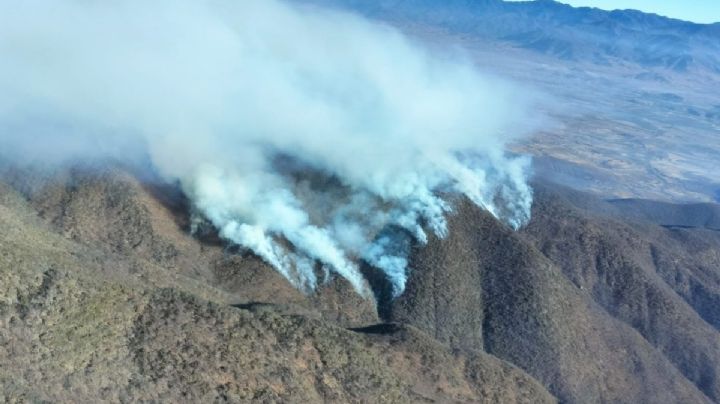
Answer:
[
  {"left": 0, "top": 165, "right": 379, "bottom": 327},
  {"left": 388, "top": 196, "right": 714, "bottom": 403},
  {"left": 0, "top": 170, "right": 553, "bottom": 403},
  {"left": 524, "top": 183, "right": 720, "bottom": 400},
  {"left": 2, "top": 167, "right": 719, "bottom": 403}
]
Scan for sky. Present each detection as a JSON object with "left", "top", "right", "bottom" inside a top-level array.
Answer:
[{"left": 552, "top": 0, "right": 720, "bottom": 24}]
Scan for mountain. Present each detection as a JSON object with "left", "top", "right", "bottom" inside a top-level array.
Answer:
[
  {"left": 0, "top": 166, "right": 552, "bottom": 403},
  {"left": 2, "top": 166, "right": 719, "bottom": 402},
  {"left": 2, "top": 1, "right": 719, "bottom": 402},
  {"left": 304, "top": 0, "right": 720, "bottom": 72}
]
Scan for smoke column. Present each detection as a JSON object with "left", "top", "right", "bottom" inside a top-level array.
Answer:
[{"left": 0, "top": 0, "right": 536, "bottom": 297}]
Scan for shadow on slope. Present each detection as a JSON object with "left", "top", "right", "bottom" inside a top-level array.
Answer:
[{"left": 387, "top": 195, "right": 712, "bottom": 403}]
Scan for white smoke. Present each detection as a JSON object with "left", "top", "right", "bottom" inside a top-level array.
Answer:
[{"left": 0, "top": 0, "right": 537, "bottom": 297}]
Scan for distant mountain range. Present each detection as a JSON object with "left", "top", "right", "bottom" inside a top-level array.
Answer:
[{"left": 306, "top": 0, "right": 720, "bottom": 72}]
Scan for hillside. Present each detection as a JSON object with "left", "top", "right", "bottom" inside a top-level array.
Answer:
[
  {"left": 0, "top": 167, "right": 552, "bottom": 403},
  {"left": 2, "top": 166, "right": 719, "bottom": 402}
]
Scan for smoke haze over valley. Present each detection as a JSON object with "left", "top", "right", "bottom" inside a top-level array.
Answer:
[{"left": 309, "top": 0, "right": 720, "bottom": 203}]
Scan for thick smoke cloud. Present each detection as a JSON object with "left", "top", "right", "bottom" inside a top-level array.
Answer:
[{"left": 0, "top": 0, "right": 537, "bottom": 297}]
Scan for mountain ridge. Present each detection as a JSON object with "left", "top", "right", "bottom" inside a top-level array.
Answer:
[{"left": 302, "top": 0, "right": 720, "bottom": 72}]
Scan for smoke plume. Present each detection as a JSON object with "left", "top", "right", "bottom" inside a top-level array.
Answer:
[{"left": 0, "top": 0, "right": 537, "bottom": 297}]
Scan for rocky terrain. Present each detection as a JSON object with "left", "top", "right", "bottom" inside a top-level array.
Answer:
[{"left": 1, "top": 165, "right": 719, "bottom": 402}]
